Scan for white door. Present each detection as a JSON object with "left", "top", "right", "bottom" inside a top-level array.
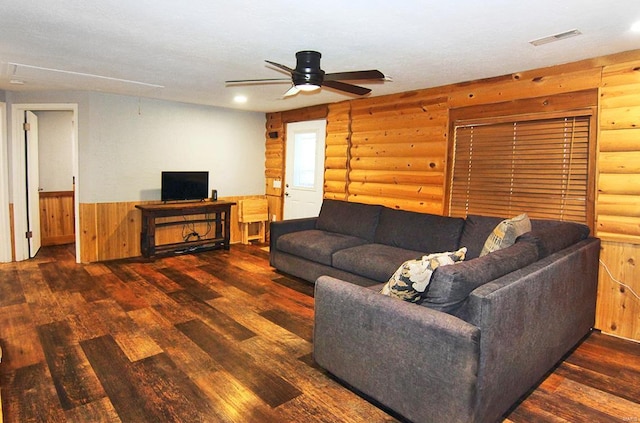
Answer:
[
  {"left": 25, "top": 111, "right": 42, "bottom": 258},
  {"left": 284, "top": 119, "right": 326, "bottom": 219}
]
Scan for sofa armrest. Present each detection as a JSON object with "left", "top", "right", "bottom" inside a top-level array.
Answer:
[
  {"left": 314, "top": 276, "right": 481, "bottom": 423},
  {"left": 462, "top": 237, "right": 600, "bottom": 422},
  {"left": 269, "top": 217, "right": 317, "bottom": 263}
]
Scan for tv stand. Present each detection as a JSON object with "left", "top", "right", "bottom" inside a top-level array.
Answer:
[{"left": 135, "top": 201, "right": 235, "bottom": 258}]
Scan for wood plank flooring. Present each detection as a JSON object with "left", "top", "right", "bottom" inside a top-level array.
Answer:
[{"left": 0, "top": 244, "right": 639, "bottom": 423}]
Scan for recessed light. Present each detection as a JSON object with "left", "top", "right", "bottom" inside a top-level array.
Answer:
[
  {"left": 233, "top": 95, "right": 247, "bottom": 103},
  {"left": 9, "top": 79, "right": 25, "bottom": 85}
]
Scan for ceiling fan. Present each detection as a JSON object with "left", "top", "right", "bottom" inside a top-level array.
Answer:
[{"left": 225, "top": 50, "right": 386, "bottom": 97}]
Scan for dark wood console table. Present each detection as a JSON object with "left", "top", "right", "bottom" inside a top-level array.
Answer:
[{"left": 135, "top": 201, "right": 235, "bottom": 258}]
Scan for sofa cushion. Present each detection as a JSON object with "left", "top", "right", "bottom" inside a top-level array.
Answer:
[
  {"left": 380, "top": 248, "right": 467, "bottom": 303},
  {"left": 276, "top": 229, "right": 369, "bottom": 266},
  {"left": 316, "top": 199, "right": 382, "bottom": 242},
  {"left": 459, "top": 215, "right": 505, "bottom": 260},
  {"left": 480, "top": 213, "right": 531, "bottom": 256},
  {"left": 374, "top": 207, "right": 465, "bottom": 253},
  {"left": 332, "top": 243, "right": 425, "bottom": 282},
  {"left": 517, "top": 221, "right": 590, "bottom": 259},
  {"left": 423, "top": 241, "right": 539, "bottom": 313}
]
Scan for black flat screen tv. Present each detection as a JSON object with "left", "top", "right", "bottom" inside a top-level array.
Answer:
[{"left": 161, "top": 171, "right": 209, "bottom": 202}]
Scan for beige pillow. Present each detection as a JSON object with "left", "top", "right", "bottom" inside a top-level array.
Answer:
[{"left": 480, "top": 213, "right": 531, "bottom": 256}]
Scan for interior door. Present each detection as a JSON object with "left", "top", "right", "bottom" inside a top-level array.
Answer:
[
  {"left": 284, "top": 119, "right": 326, "bottom": 219},
  {"left": 25, "top": 111, "right": 42, "bottom": 258}
]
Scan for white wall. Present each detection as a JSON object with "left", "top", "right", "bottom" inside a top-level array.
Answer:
[
  {"left": 6, "top": 91, "right": 266, "bottom": 203},
  {"left": 35, "top": 110, "right": 74, "bottom": 192},
  {"left": 84, "top": 93, "right": 265, "bottom": 202}
]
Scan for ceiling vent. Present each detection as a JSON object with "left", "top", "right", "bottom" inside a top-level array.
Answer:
[{"left": 529, "top": 29, "right": 582, "bottom": 46}]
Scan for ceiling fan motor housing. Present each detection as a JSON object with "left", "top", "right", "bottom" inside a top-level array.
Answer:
[{"left": 293, "top": 50, "right": 324, "bottom": 86}]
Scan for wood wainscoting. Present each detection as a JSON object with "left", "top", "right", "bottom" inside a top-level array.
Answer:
[
  {"left": 40, "top": 191, "right": 75, "bottom": 247},
  {"left": 78, "top": 195, "right": 269, "bottom": 263},
  {"left": 596, "top": 240, "right": 640, "bottom": 341}
]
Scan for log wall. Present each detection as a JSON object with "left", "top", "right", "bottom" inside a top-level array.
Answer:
[
  {"left": 324, "top": 102, "right": 350, "bottom": 201},
  {"left": 265, "top": 49, "right": 640, "bottom": 342},
  {"left": 594, "top": 58, "right": 640, "bottom": 341}
]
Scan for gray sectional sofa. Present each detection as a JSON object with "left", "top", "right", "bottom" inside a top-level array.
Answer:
[{"left": 270, "top": 199, "right": 600, "bottom": 423}]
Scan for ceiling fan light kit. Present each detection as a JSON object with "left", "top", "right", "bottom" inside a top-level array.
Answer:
[
  {"left": 226, "top": 50, "right": 386, "bottom": 98},
  {"left": 296, "top": 84, "right": 320, "bottom": 91}
]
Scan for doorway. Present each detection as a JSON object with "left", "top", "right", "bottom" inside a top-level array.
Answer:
[
  {"left": 24, "top": 111, "right": 42, "bottom": 258},
  {"left": 284, "top": 119, "right": 326, "bottom": 219},
  {"left": 9, "top": 103, "right": 79, "bottom": 262}
]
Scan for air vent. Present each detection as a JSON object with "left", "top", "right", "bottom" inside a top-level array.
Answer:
[{"left": 529, "top": 29, "right": 582, "bottom": 46}]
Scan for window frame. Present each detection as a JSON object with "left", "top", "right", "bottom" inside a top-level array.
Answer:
[{"left": 445, "top": 90, "right": 598, "bottom": 231}]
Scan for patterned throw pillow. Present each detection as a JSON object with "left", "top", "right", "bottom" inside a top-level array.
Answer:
[
  {"left": 380, "top": 247, "right": 467, "bottom": 303},
  {"left": 480, "top": 213, "right": 531, "bottom": 257}
]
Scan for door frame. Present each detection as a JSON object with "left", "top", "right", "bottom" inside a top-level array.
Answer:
[
  {"left": 10, "top": 103, "right": 79, "bottom": 262},
  {"left": 0, "top": 102, "right": 10, "bottom": 262},
  {"left": 283, "top": 119, "right": 326, "bottom": 220}
]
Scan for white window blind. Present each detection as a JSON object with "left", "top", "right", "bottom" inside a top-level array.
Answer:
[{"left": 449, "top": 115, "right": 591, "bottom": 223}]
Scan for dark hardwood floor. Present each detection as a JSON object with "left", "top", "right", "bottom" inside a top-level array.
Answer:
[{"left": 0, "top": 243, "right": 639, "bottom": 422}]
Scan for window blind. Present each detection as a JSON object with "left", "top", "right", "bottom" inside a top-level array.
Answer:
[{"left": 449, "top": 115, "right": 591, "bottom": 223}]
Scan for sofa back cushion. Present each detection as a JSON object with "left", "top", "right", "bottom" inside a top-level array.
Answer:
[
  {"left": 316, "top": 199, "right": 382, "bottom": 242},
  {"left": 422, "top": 241, "right": 539, "bottom": 314},
  {"left": 459, "top": 215, "right": 505, "bottom": 260},
  {"left": 374, "top": 207, "right": 465, "bottom": 253},
  {"left": 518, "top": 220, "right": 590, "bottom": 259}
]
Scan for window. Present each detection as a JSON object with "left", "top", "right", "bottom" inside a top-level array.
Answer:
[
  {"left": 448, "top": 111, "right": 594, "bottom": 226},
  {"left": 292, "top": 132, "right": 317, "bottom": 189}
]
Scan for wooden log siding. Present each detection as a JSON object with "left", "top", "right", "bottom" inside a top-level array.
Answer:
[
  {"left": 597, "top": 60, "right": 640, "bottom": 242},
  {"left": 594, "top": 59, "right": 640, "bottom": 341},
  {"left": 265, "top": 112, "right": 284, "bottom": 223},
  {"left": 324, "top": 102, "right": 350, "bottom": 200},
  {"left": 343, "top": 98, "right": 448, "bottom": 213}
]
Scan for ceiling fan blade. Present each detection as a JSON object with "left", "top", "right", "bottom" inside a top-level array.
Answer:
[
  {"left": 225, "top": 78, "right": 290, "bottom": 84},
  {"left": 283, "top": 86, "right": 300, "bottom": 97},
  {"left": 324, "top": 70, "right": 385, "bottom": 81},
  {"left": 265, "top": 60, "right": 294, "bottom": 73},
  {"left": 322, "top": 80, "right": 371, "bottom": 96}
]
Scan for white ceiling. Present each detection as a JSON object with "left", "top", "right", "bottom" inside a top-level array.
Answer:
[{"left": 1, "top": 1, "right": 639, "bottom": 113}]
